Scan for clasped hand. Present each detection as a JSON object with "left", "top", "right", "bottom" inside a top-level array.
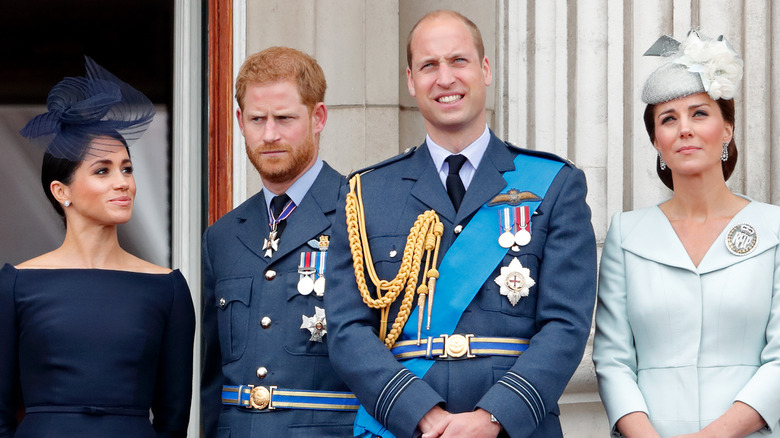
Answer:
[{"left": 419, "top": 405, "right": 501, "bottom": 438}]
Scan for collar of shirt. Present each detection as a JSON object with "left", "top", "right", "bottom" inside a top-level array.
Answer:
[
  {"left": 262, "top": 158, "right": 323, "bottom": 216},
  {"left": 426, "top": 125, "right": 490, "bottom": 190}
]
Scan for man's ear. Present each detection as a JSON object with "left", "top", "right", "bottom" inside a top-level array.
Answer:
[
  {"left": 482, "top": 56, "right": 492, "bottom": 87},
  {"left": 237, "top": 107, "right": 245, "bottom": 135},
  {"left": 406, "top": 67, "right": 417, "bottom": 97},
  {"left": 311, "top": 102, "right": 328, "bottom": 135}
]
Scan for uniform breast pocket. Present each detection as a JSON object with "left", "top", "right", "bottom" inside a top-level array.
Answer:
[
  {"left": 367, "top": 235, "right": 406, "bottom": 277},
  {"left": 215, "top": 276, "right": 253, "bottom": 363},
  {"left": 478, "top": 252, "right": 540, "bottom": 318},
  {"left": 284, "top": 271, "right": 329, "bottom": 357}
]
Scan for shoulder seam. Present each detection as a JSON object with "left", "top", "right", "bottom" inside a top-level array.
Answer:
[{"left": 348, "top": 146, "right": 418, "bottom": 178}]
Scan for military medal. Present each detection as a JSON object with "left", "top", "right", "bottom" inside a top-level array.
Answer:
[
  {"left": 297, "top": 276, "right": 314, "bottom": 295},
  {"left": 313, "top": 251, "right": 327, "bottom": 297},
  {"left": 297, "top": 252, "right": 316, "bottom": 295},
  {"left": 301, "top": 306, "right": 327, "bottom": 342},
  {"left": 298, "top": 249, "right": 328, "bottom": 296},
  {"left": 726, "top": 223, "right": 757, "bottom": 256},
  {"left": 264, "top": 198, "right": 297, "bottom": 258},
  {"left": 498, "top": 206, "right": 532, "bottom": 249},
  {"left": 262, "top": 229, "right": 280, "bottom": 258},
  {"left": 514, "top": 205, "right": 531, "bottom": 246},
  {"left": 498, "top": 208, "right": 515, "bottom": 248},
  {"left": 313, "top": 236, "right": 328, "bottom": 296},
  {"left": 493, "top": 257, "right": 535, "bottom": 306},
  {"left": 313, "top": 277, "right": 326, "bottom": 296}
]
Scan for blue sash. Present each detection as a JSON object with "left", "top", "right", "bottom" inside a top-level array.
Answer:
[{"left": 354, "top": 153, "right": 565, "bottom": 437}]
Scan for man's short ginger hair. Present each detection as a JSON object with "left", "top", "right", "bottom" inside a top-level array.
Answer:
[
  {"left": 406, "top": 10, "right": 485, "bottom": 69},
  {"left": 235, "top": 46, "right": 326, "bottom": 111}
]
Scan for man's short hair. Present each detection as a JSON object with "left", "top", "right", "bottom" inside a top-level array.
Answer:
[
  {"left": 235, "top": 46, "right": 326, "bottom": 111},
  {"left": 406, "top": 10, "right": 485, "bottom": 69}
]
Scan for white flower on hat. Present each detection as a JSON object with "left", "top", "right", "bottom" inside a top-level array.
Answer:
[{"left": 673, "top": 32, "right": 743, "bottom": 100}]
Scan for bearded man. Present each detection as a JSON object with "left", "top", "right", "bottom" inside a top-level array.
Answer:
[{"left": 201, "top": 46, "right": 354, "bottom": 437}]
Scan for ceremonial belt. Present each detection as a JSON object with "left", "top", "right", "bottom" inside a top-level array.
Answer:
[
  {"left": 25, "top": 405, "right": 149, "bottom": 417},
  {"left": 391, "top": 335, "right": 529, "bottom": 360},
  {"left": 222, "top": 385, "right": 359, "bottom": 411}
]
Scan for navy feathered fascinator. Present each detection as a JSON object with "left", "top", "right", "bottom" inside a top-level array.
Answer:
[{"left": 19, "top": 56, "right": 155, "bottom": 160}]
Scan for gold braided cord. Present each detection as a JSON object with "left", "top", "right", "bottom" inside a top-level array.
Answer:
[{"left": 346, "top": 173, "right": 443, "bottom": 348}]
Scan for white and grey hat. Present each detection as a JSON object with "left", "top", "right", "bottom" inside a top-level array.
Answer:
[{"left": 641, "top": 31, "right": 743, "bottom": 105}]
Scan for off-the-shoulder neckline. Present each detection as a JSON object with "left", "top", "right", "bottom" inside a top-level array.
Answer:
[{"left": 3, "top": 263, "right": 178, "bottom": 276}]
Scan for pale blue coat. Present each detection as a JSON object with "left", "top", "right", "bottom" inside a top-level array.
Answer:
[{"left": 593, "top": 201, "right": 780, "bottom": 437}]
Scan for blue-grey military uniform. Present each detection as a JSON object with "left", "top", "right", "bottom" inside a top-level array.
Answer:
[
  {"left": 325, "top": 132, "right": 597, "bottom": 438},
  {"left": 202, "top": 163, "right": 355, "bottom": 437}
]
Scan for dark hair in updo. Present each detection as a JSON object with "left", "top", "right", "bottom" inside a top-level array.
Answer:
[
  {"left": 643, "top": 98, "right": 737, "bottom": 191},
  {"left": 41, "top": 133, "right": 130, "bottom": 224}
]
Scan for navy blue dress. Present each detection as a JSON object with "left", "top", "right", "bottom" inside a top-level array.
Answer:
[{"left": 0, "top": 263, "right": 195, "bottom": 438}]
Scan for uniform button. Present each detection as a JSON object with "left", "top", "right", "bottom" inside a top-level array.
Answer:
[
  {"left": 265, "top": 269, "right": 276, "bottom": 280},
  {"left": 256, "top": 366, "right": 268, "bottom": 379},
  {"left": 453, "top": 225, "right": 463, "bottom": 234},
  {"left": 389, "top": 250, "right": 397, "bottom": 258},
  {"left": 261, "top": 316, "right": 272, "bottom": 328},
  {"left": 219, "top": 297, "right": 226, "bottom": 307}
]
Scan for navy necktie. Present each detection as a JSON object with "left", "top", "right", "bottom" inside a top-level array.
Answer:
[{"left": 445, "top": 154, "right": 467, "bottom": 211}]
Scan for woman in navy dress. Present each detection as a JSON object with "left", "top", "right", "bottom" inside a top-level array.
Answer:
[{"left": 0, "top": 57, "right": 195, "bottom": 438}]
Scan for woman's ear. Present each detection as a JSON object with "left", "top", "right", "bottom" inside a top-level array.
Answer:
[
  {"left": 50, "top": 180, "right": 70, "bottom": 206},
  {"left": 723, "top": 122, "right": 734, "bottom": 145}
]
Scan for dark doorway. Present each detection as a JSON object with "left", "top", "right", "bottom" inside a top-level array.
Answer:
[{"left": 0, "top": 0, "right": 175, "bottom": 266}]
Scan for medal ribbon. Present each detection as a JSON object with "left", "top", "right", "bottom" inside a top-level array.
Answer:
[
  {"left": 499, "top": 207, "right": 514, "bottom": 233},
  {"left": 354, "top": 153, "right": 565, "bottom": 438},
  {"left": 516, "top": 205, "right": 530, "bottom": 233},
  {"left": 268, "top": 198, "right": 296, "bottom": 229},
  {"left": 299, "top": 252, "right": 315, "bottom": 273},
  {"left": 299, "top": 251, "right": 328, "bottom": 280},
  {"left": 318, "top": 251, "right": 327, "bottom": 279}
]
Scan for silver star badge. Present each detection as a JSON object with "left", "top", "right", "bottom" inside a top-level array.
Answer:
[
  {"left": 494, "top": 257, "right": 535, "bottom": 306},
  {"left": 301, "top": 306, "right": 327, "bottom": 342}
]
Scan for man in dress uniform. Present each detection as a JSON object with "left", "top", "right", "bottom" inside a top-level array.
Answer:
[
  {"left": 325, "top": 10, "right": 597, "bottom": 438},
  {"left": 201, "top": 47, "right": 356, "bottom": 437}
]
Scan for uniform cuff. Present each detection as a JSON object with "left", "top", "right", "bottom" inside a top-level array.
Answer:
[
  {"left": 477, "top": 372, "right": 545, "bottom": 437},
  {"left": 379, "top": 370, "right": 443, "bottom": 438}
]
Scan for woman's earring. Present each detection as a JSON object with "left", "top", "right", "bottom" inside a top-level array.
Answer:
[
  {"left": 721, "top": 142, "right": 729, "bottom": 161},
  {"left": 64, "top": 200, "right": 71, "bottom": 207},
  {"left": 658, "top": 152, "right": 667, "bottom": 170}
]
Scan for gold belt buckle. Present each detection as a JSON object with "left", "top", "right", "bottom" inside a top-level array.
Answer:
[
  {"left": 439, "top": 334, "right": 476, "bottom": 359},
  {"left": 248, "top": 385, "right": 277, "bottom": 410}
]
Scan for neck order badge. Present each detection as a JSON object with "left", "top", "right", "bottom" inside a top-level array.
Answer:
[{"left": 264, "top": 194, "right": 295, "bottom": 258}]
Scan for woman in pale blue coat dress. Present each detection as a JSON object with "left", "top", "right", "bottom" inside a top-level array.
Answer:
[{"left": 593, "top": 31, "right": 780, "bottom": 438}]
